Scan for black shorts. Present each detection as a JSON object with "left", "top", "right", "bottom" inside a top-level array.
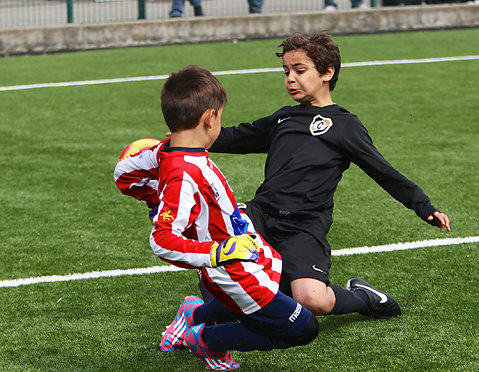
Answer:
[{"left": 241, "top": 202, "right": 333, "bottom": 296}]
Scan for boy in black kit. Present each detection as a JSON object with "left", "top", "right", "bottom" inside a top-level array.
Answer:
[{"left": 209, "top": 32, "right": 450, "bottom": 318}]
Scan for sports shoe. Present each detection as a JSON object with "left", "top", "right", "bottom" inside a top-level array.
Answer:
[
  {"left": 184, "top": 324, "right": 240, "bottom": 371},
  {"left": 160, "top": 296, "right": 204, "bottom": 352},
  {"left": 346, "top": 277, "right": 402, "bottom": 319}
]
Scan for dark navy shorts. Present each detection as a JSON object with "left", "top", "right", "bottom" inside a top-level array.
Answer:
[
  {"left": 240, "top": 291, "right": 312, "bottom": 338},
  {"left": 241, "top": 202, "right": 333, "bottom": 296}
]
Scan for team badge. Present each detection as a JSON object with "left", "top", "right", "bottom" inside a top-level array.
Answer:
[
  {"left": 160, "top": 207, "right": 174, "bottom": 222},
  {"left": 211, "top": 183, "right": 220, "bottom": 200},
  {"left": 309, "top": 114, "right": 333, "bottom": 136}
]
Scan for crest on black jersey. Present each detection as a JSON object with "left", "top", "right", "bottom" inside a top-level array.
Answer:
[{"left": 309, "top": 114, "right": 333, "bottom": 136}]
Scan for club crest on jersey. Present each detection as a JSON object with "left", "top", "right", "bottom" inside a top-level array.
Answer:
[
  {"left": 309, "top": 114, "right": 333, "bottom": 136},
  {"left": 160, "top": 207, "right": 174, "bottom": 222},
  {"left": 211, "top": 183, "right": 220, "bottom": 200}
]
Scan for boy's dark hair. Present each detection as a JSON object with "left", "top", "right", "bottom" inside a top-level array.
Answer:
[
  {"left": 161, "top": 65, "right": 227, "bottom": 132},
  {"left": 276, "top": 32, "right": 341, "bottom": 91}
]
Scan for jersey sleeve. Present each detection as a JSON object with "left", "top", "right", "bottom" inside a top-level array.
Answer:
[
  {"left": 113, "top": 144, "right": 161, "bottom": 207},
  {"left": 343, "top": 120, "right": 437, "bottom": 222},
  {"left": 149, "top": 175, "right": 214, "bottom": 269},
  {"left": 209, "top": 115, "right": 275, "bottom": 154}
]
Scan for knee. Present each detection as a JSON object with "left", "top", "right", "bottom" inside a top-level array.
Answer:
[
  {"left": 295, "top": 292, "right": 335, "bottom": 316},
  {"left": 291, "top": 279, "right": 336, "bottom": 316},
  {"left": 286, "top": 316, "right": 319, "bottom": 347}
]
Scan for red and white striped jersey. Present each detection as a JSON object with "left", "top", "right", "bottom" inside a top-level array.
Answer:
[{"left": 114, "top": 139, "right": 282, "bottom": 315}]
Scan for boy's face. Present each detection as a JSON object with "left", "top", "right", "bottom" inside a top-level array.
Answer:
[{"left": 282, "top": 49, "right": 331, "bottom": 106}]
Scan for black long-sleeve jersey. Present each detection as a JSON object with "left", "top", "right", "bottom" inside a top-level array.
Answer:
[{"left": 210, "top": 104, "right": 437, "bottom": 222}]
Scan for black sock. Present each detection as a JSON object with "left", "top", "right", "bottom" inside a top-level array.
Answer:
[{"left": 329, "top": 284, "right": 369, "bottom": 315}]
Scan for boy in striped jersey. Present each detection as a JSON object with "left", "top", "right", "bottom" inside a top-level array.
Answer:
[{"left": 114, "top": 65, "right": 318, "bottom": 370}]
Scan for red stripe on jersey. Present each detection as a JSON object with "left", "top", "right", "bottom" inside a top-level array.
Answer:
[{"left": 115, "top": 168, "right": 159, "bottom": 205}]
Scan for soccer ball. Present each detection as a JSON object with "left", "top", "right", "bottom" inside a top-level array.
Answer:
[{"left": 118, "top": 138, "right": 161, "bottom": 161}]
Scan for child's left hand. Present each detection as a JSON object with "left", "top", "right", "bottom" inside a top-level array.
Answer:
[
  {"left": 427, "top": 211, "right": 451, "bottom": 232},
  {"left": 210, "top": 234, "right": 260, "bottom": 267}
]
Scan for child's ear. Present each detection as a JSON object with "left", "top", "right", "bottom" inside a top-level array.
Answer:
[
  {"left": 323, "top": 65, "right": 335, "bottom": 82},
  {"left": 203, "top": 108, "right": 215, "bottom": 128}
]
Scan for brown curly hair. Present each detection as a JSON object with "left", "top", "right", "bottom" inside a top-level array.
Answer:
[{"left": 276, "top": 32, "right": 341, "bottom": 91}]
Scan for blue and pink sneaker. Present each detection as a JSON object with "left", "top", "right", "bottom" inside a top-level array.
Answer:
[
  {"left": 160, "top": 296, "right": 204, "bottom": 352},
  {"left": 184, "top": 324, "right": 240, "bottom": 371}
]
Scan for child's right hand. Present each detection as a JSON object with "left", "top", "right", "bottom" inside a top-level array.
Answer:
[
  {"left": 427, "top": 211, "right": 451, "bottom": 232},
  {"left": 210, "top": 235, "right": 260, "bottom": 267}
]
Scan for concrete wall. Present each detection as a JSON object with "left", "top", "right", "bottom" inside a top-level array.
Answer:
[{"left": 0, "top": 4, "right": 478, "bottom": 56}]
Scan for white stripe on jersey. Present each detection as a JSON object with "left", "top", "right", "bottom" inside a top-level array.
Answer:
[
  {"left": 204, "top": 266, "right": 261, "bottom": 315},
  {"left": 128, "top": 178, "right": 158, "bottom": 191},
  {"left": 149, "top": 233, "right": 210, "bottom": 266},
  {"left": 173, "top": 173, "right": 199, "bottom": 235},
  {"left": 194, "top": 190, "right": 213, "bottom": 242},
  {"left": 113, "top": 146, "right": 159, "bottom": 181},
  {"left": 259, "top": 241, "right": 282, "bottom": 275},
  {"left": 242, "top": 260, "right": 279, "bottom": 297}
]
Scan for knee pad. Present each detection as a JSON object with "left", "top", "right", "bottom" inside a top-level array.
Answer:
[{"left": 286, "top": 315, "right": 319, "bottom": 347}]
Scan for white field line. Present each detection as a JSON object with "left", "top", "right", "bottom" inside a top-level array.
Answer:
[
  {"left": 0, "top": 265, "right": 186, "bottom": 288},
  {"left": 1, "top": 236, "right": 477, "bottom": 288},
  {"left": 0, "top": 55, "right": 478, "bottom": 92},
  {"left": 332, "top": 236, "right": 479, "bottom": 256}
]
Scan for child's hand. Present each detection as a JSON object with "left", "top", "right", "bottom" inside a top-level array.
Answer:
[
  {"left": 427, "top": 211, "right": 451, "bottom": 232},
  {"left": 210, "top": 235, "right": 260, "bottom": 267}
]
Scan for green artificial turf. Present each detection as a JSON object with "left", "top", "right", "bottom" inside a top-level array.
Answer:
[{"left": 0, "top": 28, "right": 478, "bottom": 371}]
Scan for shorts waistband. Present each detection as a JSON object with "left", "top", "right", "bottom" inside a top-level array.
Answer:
[{"left": 259, "top": 205, "right": 332, "bottom": 220}]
